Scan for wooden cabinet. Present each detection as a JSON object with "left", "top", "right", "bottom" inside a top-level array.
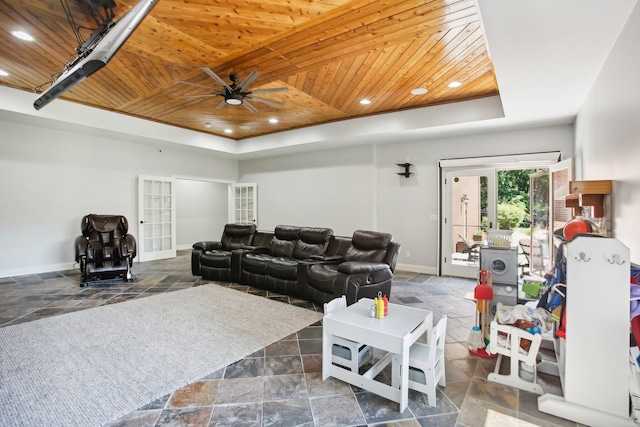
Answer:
[{"left": 564, "top": 179, "right": 612, "bottom": 218}]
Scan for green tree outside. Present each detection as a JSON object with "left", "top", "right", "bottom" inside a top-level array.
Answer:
[{"left": 496, "top": 169, "right": 543, "bottom": 229}]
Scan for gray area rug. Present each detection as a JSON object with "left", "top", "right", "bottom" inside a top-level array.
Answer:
[{"left": 0, "top": 284, "right": 323, "bottom": 427}]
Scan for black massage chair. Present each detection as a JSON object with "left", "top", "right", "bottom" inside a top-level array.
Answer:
[{"left": 74, "top": 214, "right": 137, "bottom": 286}]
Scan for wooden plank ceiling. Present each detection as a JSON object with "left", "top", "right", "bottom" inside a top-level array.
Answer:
[{"left": 0, "top": 0, "right": 499, "bottom": 140}]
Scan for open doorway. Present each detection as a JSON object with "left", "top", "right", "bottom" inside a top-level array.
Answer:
[
  {"left": 496, "top": 168, "right": 547, "bottom": 280},
  {"left": 439, "top": 153, "right": 562, "bottom": 278},
  {"left": 174, "top": 179, "right": 258, "bottom": 250},
  {"left": 175, "top": 178, "right": 230, "bottom": 250}
]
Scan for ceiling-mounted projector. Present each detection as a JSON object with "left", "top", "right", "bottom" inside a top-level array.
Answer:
[{"left": 33, "top": 0, "right": 158, "bottom": 110}]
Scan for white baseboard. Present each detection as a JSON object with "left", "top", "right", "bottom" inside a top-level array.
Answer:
[
  {"left": 0, "top": 262, "right": 77, "bottom": 279},
  {"left": 395, "top": 263, "right": 437, "bottom": 275},
  {"left": 177, "top": 244, "right": 193, "bottom": 251}
]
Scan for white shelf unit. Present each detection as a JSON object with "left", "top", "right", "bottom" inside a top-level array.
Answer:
[{"left": 537, "top": 236, "right": 633, "bottom": 426}]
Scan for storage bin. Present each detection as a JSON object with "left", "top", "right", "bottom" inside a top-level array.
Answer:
[{"left": 487, "top": 229, "right": 513, "bottom": 247}]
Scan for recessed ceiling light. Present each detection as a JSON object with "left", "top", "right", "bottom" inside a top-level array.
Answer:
[
  {"left": 0, "top": 69, "right": 9, "bottom": 77},
  {"left": 448, "top": 81, "right": 462, "bottom": 88},
  {"left": 11, "top": 31, "right": 34, "bottom": 42},
  {"left": 269, "top": 118, "right": 278, "bottom": 124},
  {"left": 360, "top": 99, "right": 371, "bottom": 105},
  {"left": 411, "top": 88, "right": 428, "bottom": 95},
  {"left": 224, "top": 128, "right": 233, "bottom": 134},
  {"left": 204, "top": 122, "right": 211, "bottom": 128},
  {"left": 239, "top": 125, "right": 250, "bottom": 130}
]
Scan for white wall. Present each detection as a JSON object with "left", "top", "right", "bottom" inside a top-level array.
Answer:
[
  {"left": 175, "top": 179, "right": 229, "bottom": 248},
  {"left": 240, "top": 145, "right": 376, "bottom": 235},
  {"left": 240, "top": 125, "right": 574, "bottom": 273},
  {"left": 0, "top": 113, "right": 575, "bottom": 277},
  {"left": 0, "top": 119, "right": 238, "bottom": 277},
  {"left": 575, "top": 2, "right": 640, "bottom": 262}
]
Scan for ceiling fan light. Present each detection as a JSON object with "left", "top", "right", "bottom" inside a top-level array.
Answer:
[{"left": 225, "top": 93, "right": 243, "bottom": 105}]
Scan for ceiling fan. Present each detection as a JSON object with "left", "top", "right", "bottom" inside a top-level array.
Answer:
[{"left": 177, "top": 67, "right": 288, "bottom": 113}]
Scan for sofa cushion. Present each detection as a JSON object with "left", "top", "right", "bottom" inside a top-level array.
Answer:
[
  {"left": 268, "top": 225, "right": 300, "bottom": 257},
  {"left": 306, "top": 264, "right": 340, "bottom": 293},
  {"left": 242, "top": 252, "right": 272, "bottom": 274},
  {"left": 200, "top": 251, "right": 232, "bottom": 268},
  {"left": 220, "top": 223, "right": 256, "bottom": 250},
  {"left": 293, "top": 227, "right": 333, "bottom": 259},
  {"left": 269, "top": 239, "right": 296, "bottom": 257},
  {"left": 344, "top": 230, "right": 392, "bottom": 263},
  {"left": 266, "top": 257, "right": 298, "bottom": 280}
]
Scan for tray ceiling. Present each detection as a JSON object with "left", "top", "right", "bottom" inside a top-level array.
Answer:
[{"left": 0, "top": 0, "right": 498, "bottom": 140}]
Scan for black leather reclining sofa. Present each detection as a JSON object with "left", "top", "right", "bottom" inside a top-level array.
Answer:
[{"left": 192, "top": 224, "right": 400, "bottom": 305}]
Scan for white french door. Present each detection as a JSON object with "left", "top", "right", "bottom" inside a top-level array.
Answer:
[
  {"left": 232, "top": 183, "right": 257, "bottom": 225},
  {"left": 138, "top": 175, "right": 176, "bottom": 262},
  {"left": 441, "top": 168, "right": 496, "bottom": 278},
  {"left": 439, "top": 152, "right": 564, "bottom": 278}
]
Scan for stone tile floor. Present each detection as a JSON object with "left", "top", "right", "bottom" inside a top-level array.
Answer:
[{"left": 0, "top": 250, "right": 579, "bottom": 426}]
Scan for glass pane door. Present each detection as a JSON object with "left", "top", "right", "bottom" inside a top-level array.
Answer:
[
  {"left": 442, "top": 169, "right": 495, "bottom": 278},
  {"left": 138, "top": 175, "right": 176, "bottom": 262},
  {"left": 529, "top": 171, "right": 551, "bottom": 277},
  {"left": 233, "top": 183, "right": 257, "bottom": 225},
  {"left": 549, "top": 158, "right": 574, "bottom": 263}
]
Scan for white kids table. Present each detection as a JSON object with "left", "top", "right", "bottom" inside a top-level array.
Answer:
[{"left": 322, "top": 298, "right": 432, "bottom": 411}]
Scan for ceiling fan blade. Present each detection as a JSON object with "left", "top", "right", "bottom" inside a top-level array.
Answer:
[
  {"left": 202, "top": 67, "right": 233, "bottom": 92},
  {"left": 175, "top": 80, "right": 218, "bottom": 91},
  {"left": 250, "top": 87, "right": 289, "bottom": 94},
  {"left": 242, "top": 100, "right": 258, "bottom": 113},
  {"left": 215, "top": 99, "right": 227, "bottom": 110},
  {"left": 249, "top": 96, "right": 285, "bottom": 107},
  {"left": 181, "top": 94, "right": 221, "bottom": 99},
  {"left": 237, "top": 70, "right": 260, "bottom": 91}
]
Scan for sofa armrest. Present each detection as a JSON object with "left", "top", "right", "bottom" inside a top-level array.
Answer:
[
  {"left": 191, "top": 241, "right": 221, "bottom": 276},
  {"left": 310, "top": 254, "right": 344, "bottom": 262},
  {"left": 337, "top": 261, "right": 390, "bottom": 275},
  {"left": 193, "top": 241, "right": 222, "bottom": 251}
]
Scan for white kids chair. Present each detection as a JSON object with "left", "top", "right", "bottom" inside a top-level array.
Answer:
[
  {"left": 392, "top": 315, "right": 447, "bottom": 407},
  {"left": 323, "top": 296, "right": 374, "bottom": 372}
]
